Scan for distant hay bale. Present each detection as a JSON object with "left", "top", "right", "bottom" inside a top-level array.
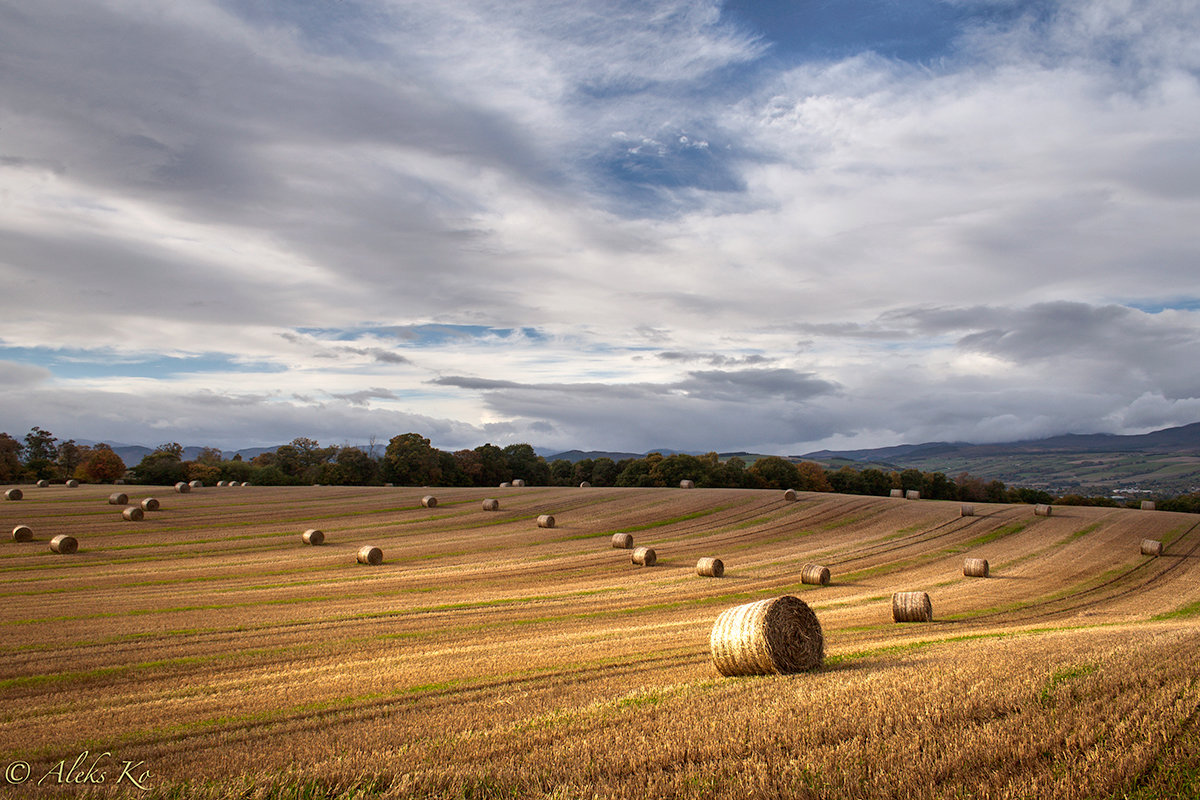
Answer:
[
  {"left": 890, "top": 489, "right": 903, "bottom": 498},
  {"left": 175, "top": 482, "right": 190, "bottom": 493},
  {"left": 960, "top": 504, "right": 975, "bottom": 517},
  {"left": 499, "top": 482, "right": 511, "bottom": 488},
  {"left": 49, "top": 534, "right": 78, "bottom": 554},
  {"left": 1141, "top": 500, "right": 1156, "bottom": 511},
  {"left": 139, "top": 498, "right": 160, "bottom": 512},
  {"left": 611, "top": 533, "right": 634, "bottom": 549},
  {"left": 302, "top": 529, "right": 324, "bottom": 546},
  {"left": 512, "top": 479, "right": 526, "bottom": 487},
  {"left": 892, "top": 591, "right": 933, "bottom": 622},
  {"left": 709, "top": 595, "right": 824, "bottom": 676},
  {"left": 36, "top": 480, "right": 49, "bottom": 488},
  {"left": 963, "top": 557, "right": 989, "bottom": 577},
  {"left": 696, "top": 557, "right": 724, "bottom": 577},
  {"left": 5, "top": 488, "right": 22, "bottom": 501},
  {"left": 357, "top": 545, "right": 383, "bottom": 565},
  {"left": 482, "top": 498, "right": 500, "bottom": 511},
  {"left": 12, "top": 525, "right": 33, "bottom": 542},
  {"left": 421, "top": 495, "right": 438, "bottom": 508},
  {"left": 66, "top": 479, "right": 79, "bottom": 488},
  {"left": 188, "top": 480, "right": 202, "bottom": 488},
  {"left": 1141, "top": 539, "right": 1163, "bottom": 557},
  {"left": 905, "top": 490, "right": 920, "bottom": 500},
  {"left": 783, "top": 488, "right": 797, "bottom": 501},
  {"left": 122, "top": 506, "right": 144, "bottom": 522},
  {"left": 108, "top": 492, "right": 128, "bottom": 505},
  {"left": 632, "top": 546, "right": 657, "bottom": 566},
  {"left": 537, "top": 514, "right": 555, "bottom": 528},
  {"left": 1034, "top": 504, "right": 1052, "bottom": 517},
  {"left": 580, "top": 481, "right": 591, "bottom": 488},
  {"left": 801, "top": 563, "right": 831, "bottom": 586},
  {"left": 680, "top": 479, "right": 695, "bottom": 489},
  {"left": 217, "top": 480, "right": 227, "bottom": 487}
]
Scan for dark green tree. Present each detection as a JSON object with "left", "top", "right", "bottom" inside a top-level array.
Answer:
[
  {"left": 381, "top": 433, "right": 443, "bottom": 486},
  {"left": 748, "top": 456, "right": 801, "bottom": 489}
]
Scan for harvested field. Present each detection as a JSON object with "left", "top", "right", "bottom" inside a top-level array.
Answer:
[{"left": 2, "top": 485, "right": 1200, "bottom": 799}]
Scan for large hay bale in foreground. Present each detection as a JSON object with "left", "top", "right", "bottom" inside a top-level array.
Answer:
[
  {"left": 537, "top": 514, "right": 555, "bottom": 528},
  {"left": 696, "top": 557, "right": 724, "bottom": 577},
  {"left": 357, "top": 545, "right": 383, "bottom": 565},
  {"left": 709, "top": 595, "right": 824, "bottom": 676},
  {"left": 36, "top": 480, "right": 49, "bottom": 488},
  {"left": 905, "top": 489, "right": 920, "bottom": 500},
  {"left": 783, "top": 488, "right": 797, "bottom": 501},
  {"left": 801, "top": 564, "right": 831, "bottom": 586},
  {"left": 12, "top": 525, "right": 33, "bottom": 542},
  {"left": 680, "top": 479, "right": 695, "bottom": 489},
  {"left": 5, "top": 488, "right": 22, "bottom": 501},
  {"left": 963, "top": 557, "right": 989, "bottom": 577},
  {"left": 890, "top": 489, "right": 903, "bottom": 498},
  {"left": 122, "top": 506, "right": 144, "bottom": 522},
  {"left": 1034, "top": 504, "right": 1052, "bottom": 517},
  {"left": 302, "top": 529, "right": 324, "bottom": 546},
  {"left": 108, "top": 492, "right": 128, "bottom": 505},
  {"left": 421, "top": 495, "right": 438, "bottom": 508},
  {"left": 66, "top": 479, "right": 79, "bottom": 488},
  {"left": 1141, "top": 539, "right": 1163, "bottom": 557},
  {"left": 960, "top": 504, "right": 975, "bottom": 517},
  {"left": 1141, "top": 500, "right": 1156, "bottom": 511},
  {"left": 892, "top": 591, "right": 933, "bottom": 622},
  {"left": 139, "top": 497, "right": 160, "bottom": 512},
  {"left": 632, "top": 546, "right": 656, "bottom": 566},
  {"left": 482, "top": 498, "right": 500, "bottom": 511},
  {"left": 49, "top": 534, "right": 78, "bottom": 554},
  {"left": 174, "top": 482, "right": 190, "bottom": 494},
  {"left": 611, "top": 533, "right": 633, "bottom": 549}
]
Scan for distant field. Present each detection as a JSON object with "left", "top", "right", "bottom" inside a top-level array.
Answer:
[{"left": 3, "top": 484, "right": 1200, "bottom": 799}]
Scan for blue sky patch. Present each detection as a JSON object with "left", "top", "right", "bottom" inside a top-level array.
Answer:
[{"left": 0, "top": 346, "right": 285, "bottom": 380}]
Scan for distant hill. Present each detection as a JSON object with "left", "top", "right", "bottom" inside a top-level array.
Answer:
[{"left": 800, "top": 422, "right": 1200, "bottom": 495}]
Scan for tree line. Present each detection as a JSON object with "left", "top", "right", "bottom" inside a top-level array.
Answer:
[{"left": 3, "top": 427, "right": 1198, "bottom": 512}]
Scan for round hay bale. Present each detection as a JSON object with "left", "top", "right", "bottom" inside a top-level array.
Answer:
[
  {"left": 421, "top": 495, "right": 438, "bottom": 508},
  {"left": 680, "top": 479, "right": 695, "bottom": 489},
  {"left": 139, "top": 497, "right": 160, "bottom": 512},
  {"left": 892, "top": 591, "right": 933, "bottom": 623},
  {"left": 709, "top": 595, "right": 824, "bottom": 676},
  {"left": 696, "top": 557, "right": 724, "bottom": 577},
  {"left": 960, "top": 504, "right": 975, "bottom": 517},
  {"left": 889, "top": 488, "right": 903, "bottom": 498},
  {"left": 174, "top": 482, "right": 191, "bottom": 494},
  {"left": 1034, "top": 503, "right": 1052, "bottom": 517},
  {"left": 905, "top": 489, "right": 920, "bottom": 500},
  {"left": 632, "top": 546, "right": 656, "bottom": 566},
  {"left": 49, "top": 534, "right": 78, "bottom": 555},
  {"left": 217, "top": 480, "right": 228, "bottom": 487},
  {"left": 1141, "top": 538, "right": 1163, "bottom": 557},
  {"left": 1141, "top": 500, "right": 1156, "bottom": 511},
  {"left": 801, "top": 563, "right": 831, "bottom": 586},
  {"left": 189, "top": 480, "right": 203, "bottom": 488},
  {"left": 107, "top": 492, "right": 128, "bottom": 505},
  {"left": 783, "top": 488, "right": 797, "bottom": 501},
  {"left": 5, "top": 488, "right": 22, "bottom": 501},
  {"left": 302, "top": 529, "right": 324, "bottom": 546},
  {"left": 963, "top": 557, "right": 989, "bottom": 577},
  {"left": 611, "top": 533, "right": 633, "bottom": 549},
  {"left": 482, "top": 498, "right": 500, "bottom": 511},
  {"left": 12, "top": 525, "right": 33, "bottom": 542},
  {"left": 537, "top": 514, "right": 555, "bottom": 528},
  {"left": 122, "top": 506, "right": 144, "bottom": 522},
  {"left": 580, "top": 481, "right": 591, "bottom": 488},
  {"left": 36, "top": 479, "right": 49, "bottom": 488},
  {"left": 357, "top": 545, "right": 383, "bottom": 565},
  {"left": 512, "top": 479, "right": 526, "bottom": 487},
  {"left": 499, "top": 482, "right": 511, "bottom": 488},
  {"left": 66, "top": 479, "right": 79, "bottom": 488}
]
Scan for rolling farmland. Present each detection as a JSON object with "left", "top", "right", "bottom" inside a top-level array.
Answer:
[{"left": 2, "top": 484, "right": 1200, "bottom": 799}]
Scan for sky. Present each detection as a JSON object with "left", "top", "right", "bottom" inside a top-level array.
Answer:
[{"left": 2, "top": 0, "right": 1200, "bottom": 456}]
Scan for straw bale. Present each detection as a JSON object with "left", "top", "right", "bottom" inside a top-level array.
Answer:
[
  {"left": 611, "top": 533, "right": 634, "bottom": 549},
  {"left": 217, "top": 480, "right": 228, "bottom": 487},
  {"left": 537, "top": 514, "right": 555, "bottom": 528},
  {"left": 905, "top": 490, "right": 920, "bottom": 500},
  {"left": 36, "top": 480, "right": 49, "bottom": 488},
  {"left": 108, "top": 492, "right": 128, "bottom": 505},
  {"left": 139, "top": 497, "right": 159, "bottom": 512},
  {"left": 512, "top": 479, "right": 526, "bottom": 487},
  {"left": 5, "top": 488, "right": 22, "bottom": 501},
  {"left": 960, "top": 504, "right": 975, "bottom": 517},
  {"left": 1141, "top": 539, "right": 1163, "bottom": 557},
  {"left": 1141, "top": 500, "right": 1156, "bottom": 511},
  {"left": 189, "top": 480, "right": 202, "bottom": 488},
  {"left": 122, "top": 506, "right": 144, "bottom": 522},
  {"left": 709, "top": 595, "right": 824, "bottom": 676},
  {"left": 696, "top": 557, "right": 724, "bottom": 577},
  {"left": 783, "top": 488, "right": 797, "bottom": 501},
  {"left": 892, "top": 591, "right": 933, "bottom": 622},
  {"left": 680, "top": 479, "right": 695, "bottom": 489},
  {"left": 49, "top": 534, "right": 78, "bottom": 554},
  {"left": 499, "top": 482, "right": 511, "bottom": 488},
  {"left": 302, "top": 529, "right": 325, "bottom": 546},
  {"left": 421, "top": 495, "right": 438, "bottom": 508},
  {"left": 963, "top": 557, "right": 989, "bottom": 577},
  {"left": 482, "top": 498, "right": 500, "bottom": 511},
  {"left": 632, "top": 546, "right": 656, "bottom": 566},
  {"left": 357, "top": 545, "right": 383, "bottom": 565},
  {"left": 66, "top": 479, "right": 79, "bottom": 488},
  {"left": 12, "top": 525, "right": 33, "bottom": 542},
  {"left": 890, "top": 488, "right": 903, "bottom": 498},
  {"left": 175, "top": 482, "right": 191, "bottom": 493},
  {"left": 801, "top": 563, "right": 831, "bottom": 586},
  {"left": 580, "top": 481, "right": 591, "bottom": 488},
  {"left": 1034, "top": 504, "right": 1052, "bottom": 517}
]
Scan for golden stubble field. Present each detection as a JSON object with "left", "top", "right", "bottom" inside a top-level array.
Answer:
[{"left": 2, "top": 484, "right": 1199, "bottom": 799}]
